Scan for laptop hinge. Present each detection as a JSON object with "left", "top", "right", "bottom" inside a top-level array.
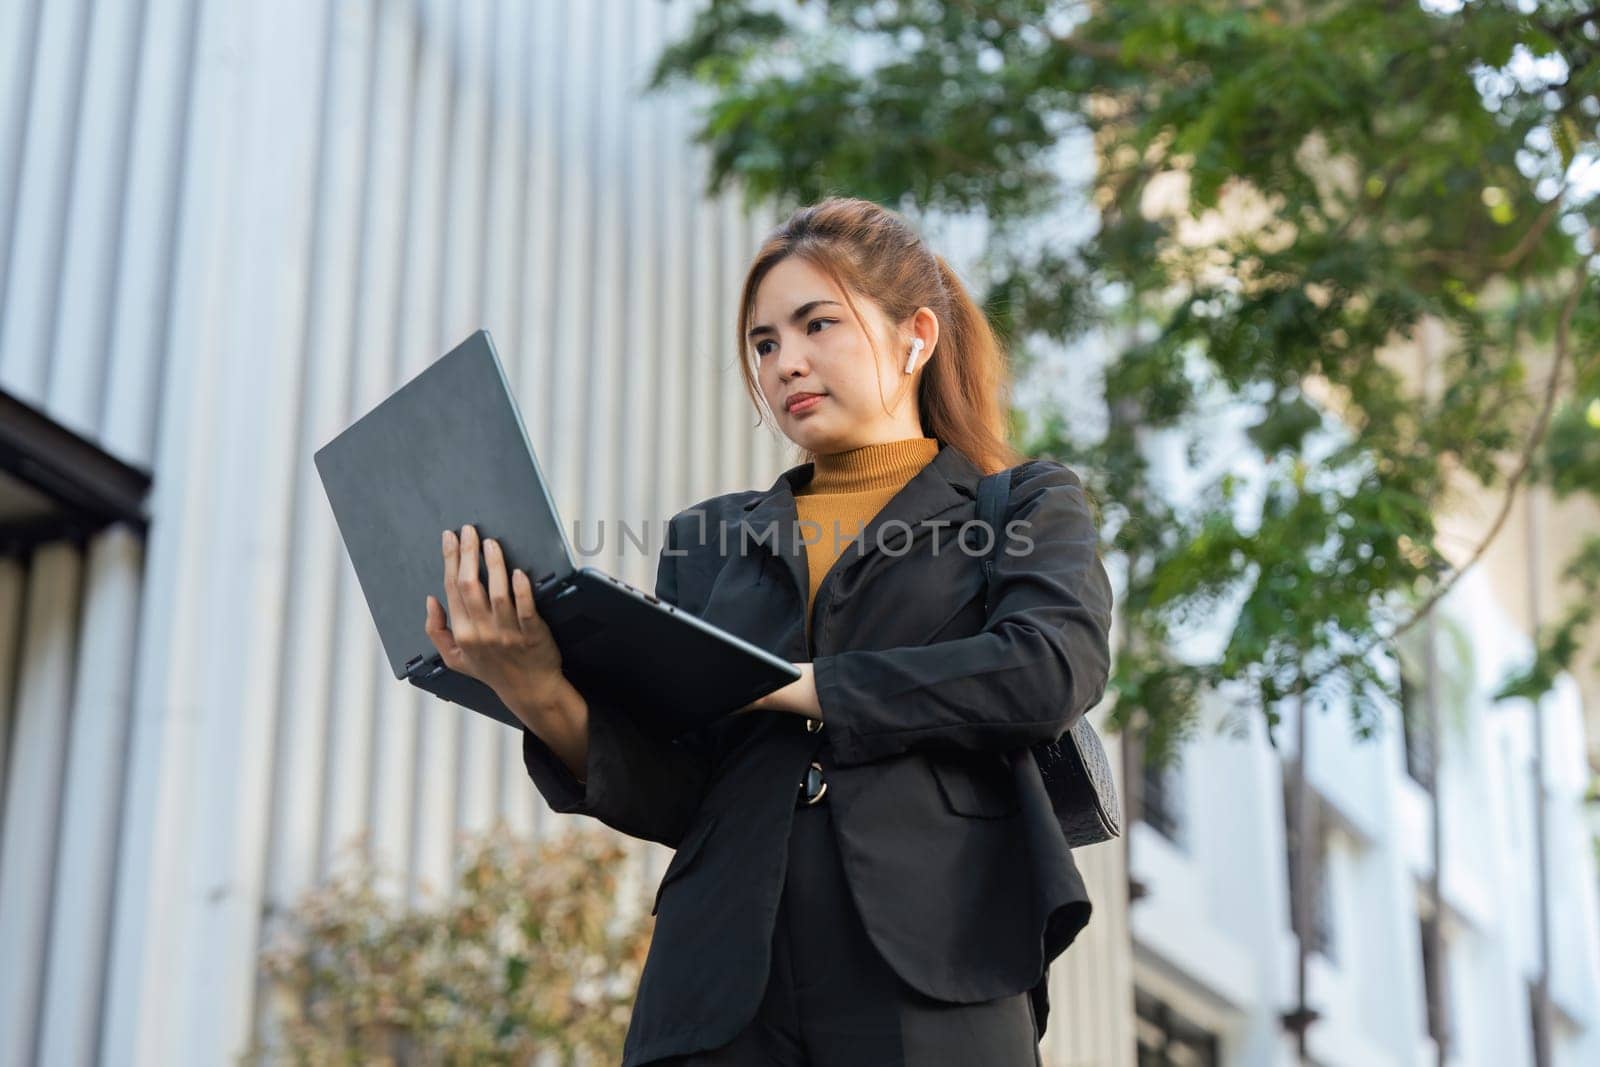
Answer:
[
  {"left": 534, "top": 570, "right": 577, "bottom": 601},
  {"left": 404, "top": 652, "right": 446, "bottom": 681}
]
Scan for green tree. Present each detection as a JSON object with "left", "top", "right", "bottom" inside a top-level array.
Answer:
[{"left": 648, "top": 0, "right": 1600, "bottom": 765}]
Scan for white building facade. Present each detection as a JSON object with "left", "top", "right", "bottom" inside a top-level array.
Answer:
[{"left": 1124, "top": 412, "right": 1600, "bottom": 1065}]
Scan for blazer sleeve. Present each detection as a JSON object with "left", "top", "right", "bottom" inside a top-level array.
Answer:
[
  {"left": 520, "top": 512, "right": 719, "bottom": 847},
  {"left": 811, "top": 460, "right": 1114, "bottom": 767}
]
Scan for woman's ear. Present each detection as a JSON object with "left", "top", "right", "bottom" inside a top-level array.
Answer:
[{"left": 908, "top": 307, "right": 939, "bottom": 361}]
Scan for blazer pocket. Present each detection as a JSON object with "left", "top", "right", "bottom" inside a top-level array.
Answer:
[
  {"left": 929, "top": 754, "right": 1021, "bottom": 819},
  {"left": 651, "top": 812, "right": 719, "bottom": 916}
]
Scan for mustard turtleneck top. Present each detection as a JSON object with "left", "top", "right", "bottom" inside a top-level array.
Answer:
[{"left": 793, "top": 436, "right": 940, "bottom": 643}]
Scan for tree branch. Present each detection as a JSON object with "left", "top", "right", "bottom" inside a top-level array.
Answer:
[
  {"left": 1303, "top": 247, "right": 1595, "bottom": 693},
  {"left": 1411, "top": 186, "right": 1567, "bottom": 275}
]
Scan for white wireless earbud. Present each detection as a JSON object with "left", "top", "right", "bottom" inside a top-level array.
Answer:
[{"left": 904, "top": 337, "right": 925, "bottom": 374}]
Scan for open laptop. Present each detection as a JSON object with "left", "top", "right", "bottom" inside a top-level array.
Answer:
[{"left": 313, "top": 329, "right": 800, "bottom": 740}]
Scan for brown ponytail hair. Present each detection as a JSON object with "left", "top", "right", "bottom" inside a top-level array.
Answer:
[{"left": 735, "top": 196, "right": 1024, "bottom": 476}]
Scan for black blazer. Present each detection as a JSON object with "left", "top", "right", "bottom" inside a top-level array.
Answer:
[{"left": 521, "top": 441, "right": 1115, "bottom": 1067}]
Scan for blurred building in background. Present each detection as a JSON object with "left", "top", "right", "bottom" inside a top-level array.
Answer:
[
  {"left": 1117, "top": 338, "right": 1600, "bottom": 1065},
  {"left": 0, "top": 1, "right": 1595, "bottom": 1066}
]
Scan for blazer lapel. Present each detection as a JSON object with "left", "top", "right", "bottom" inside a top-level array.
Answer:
[
  {"left": 737, "top": 441, "right": 986, "bottom": 641},
  {"left": 739, "top": 471, "right": 809, "bottom": 620}
]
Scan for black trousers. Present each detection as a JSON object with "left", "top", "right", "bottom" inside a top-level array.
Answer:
[{"left": 651, "top": 789, "right": 1042, "bottom": 1067}]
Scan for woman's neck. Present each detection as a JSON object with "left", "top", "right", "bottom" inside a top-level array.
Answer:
[{"left": 800, "top": 436, "right": 940, "bottom": 495}]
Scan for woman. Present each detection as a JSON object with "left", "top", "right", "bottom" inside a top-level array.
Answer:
[{"left": 424, "top": 197, "right": 1115, "bottom": 1066}]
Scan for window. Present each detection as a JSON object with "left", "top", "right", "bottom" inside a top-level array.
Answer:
[
  {"left": 1417, "top": 891, "right": 1453, "bottom": 1051},
  {"left": 1399, "top": 670, "right": 1436, "bottom": 789},
  {"left": 1282, "top": 771, "right": 1335, "bottom": 962},
  {"left": 1135, "top": 987, "right": 1220, "bottom": 1067},
  {"left": 1130, "top": 727, "right": 1185, "bottom": 849},
  {"left": 1528, "top": 978, "right": 1550, "bottom": 1067},
  {"left": 1140, "top": 752, "right": 1185, "bottom": 847},
  {"left": 1420, "top": 883, "right": 1459, "bottom": 1049}
]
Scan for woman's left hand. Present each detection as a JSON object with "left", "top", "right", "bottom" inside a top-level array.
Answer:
[{"left": 736, "top": 662, "right": 821, "bottom": 723}]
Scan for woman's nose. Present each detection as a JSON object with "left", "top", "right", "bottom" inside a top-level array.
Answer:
[{"left": 776, "top": 349, "right": 811, "bottom": 378}]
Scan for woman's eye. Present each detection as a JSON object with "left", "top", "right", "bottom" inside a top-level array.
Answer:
[{"left": 755, "top": 319, "right": 834, "bottom": 358}]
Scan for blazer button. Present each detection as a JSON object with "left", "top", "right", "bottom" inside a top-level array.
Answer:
[
  {"left": 806, "top": 717, "right": 823, "bottom": 733},
  {"left": 799, "top": 760, "right": 828, "bottom": 805}
]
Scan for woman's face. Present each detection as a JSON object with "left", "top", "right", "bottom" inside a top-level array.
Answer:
[{"left": 748, "top": 256, "right": 937, "bottom": 454}]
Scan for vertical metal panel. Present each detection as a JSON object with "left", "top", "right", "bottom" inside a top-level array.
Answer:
[
  {"left": 440, "top": 0, "right": 499, "bottom": 879},
  {"left": 0, "top": 0, "right": 45, "bottom": 315},
  {"left": 718, "top": 198, "right": 745, "bottom": 492},
  {"left": 100, "top": 0, "right": 199, "bottom": 466},
  {"left": 492, "top": 0, "right": 539, "bottom": 838},
  {"left": 173, "top": 0, "right": 332, "bottom": 1056},
  {"left": 357, "top": 0, "right": 424, "bottom": 891},
  {"left": 0, "top": 0, "right": 92, "bottom": 403},
  {"left": 36, "top": 532, "right": 143, "bottom": 1066},
  {"left": 0, "top": 548, "right": 85, "bottom": 1067},
  {"left": 584, "top": 0, "right": 624, "bottom": 581},
  {"left": 617, "top": 0, "right": 657, "bottom": 594},
  {"left": 546, "top": 0, "right": 589, "bottom": 539},
  {"left": 522, "top": 0, "right": 563, "bottom": 475},
  {"left": 392, "top": 0, "right": 454, "bottom": 908},
  {"left": 653, "top": 0, "right": 693, "bottom": 533},
  {"left": 687, "top": 152, "right": 718, "bottom": 502},
  {"left": 483, "top": 0, "right": 534, "bottom": 831},
  {"left": 43, "top": 0, "right": 144, "bottom": 434},
  {"left": 261, "top": 0, "right": 375, "bottom": 940},
  {"left": 101, "top": 0, "right": 250, "bottom": 1055}
]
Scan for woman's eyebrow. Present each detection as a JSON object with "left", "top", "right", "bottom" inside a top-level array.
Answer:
[{"left": 747, "top": 300, "right": 843, "bottom": 340}]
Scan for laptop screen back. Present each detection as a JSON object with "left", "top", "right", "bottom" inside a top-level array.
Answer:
[{"left": 313, "top": 330, "right": 575, "bottom": 678}]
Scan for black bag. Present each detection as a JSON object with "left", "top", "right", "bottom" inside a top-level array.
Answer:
[{"left": 975, "top": 467, "right": 1122, "bottom": 849}]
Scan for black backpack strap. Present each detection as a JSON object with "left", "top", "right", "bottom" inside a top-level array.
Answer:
[{"left": 974, "top": 468, "right": 1012, "bottom": 615}]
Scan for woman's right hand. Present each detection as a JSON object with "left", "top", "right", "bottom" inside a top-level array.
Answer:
[{"left": 423, "top": 523, "right": 569, "bottom": 716}]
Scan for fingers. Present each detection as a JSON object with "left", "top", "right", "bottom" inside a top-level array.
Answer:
[
  {"left": 481, "top": 536, "right": 520, "bottom": 634},
  {"left": 513, "top": 567, "right": 542, "bottom": 633},
  {"left": 456, "top": 524, "right": 490, "bottom": 623},
  {"left": 443, "top": 524, "right": 535, "bottom": 648},
  {"left": 422, "top": 594, "right": 463, "bottom": 668},
  {"left": 441, "top": 528, "right": 469, "bottom": 643}
]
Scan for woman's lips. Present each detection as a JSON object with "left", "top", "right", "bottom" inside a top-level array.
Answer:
[{"left": 788, "top": 394, "right": 825, "bottom": 414}]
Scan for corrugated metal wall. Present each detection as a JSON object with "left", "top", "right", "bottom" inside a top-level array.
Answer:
[{"left": 0, "top": 1, "right": 1131, "bottom": 1063}]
